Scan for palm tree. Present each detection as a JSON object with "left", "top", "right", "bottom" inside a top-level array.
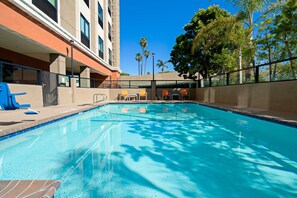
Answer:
[
  {"left": 140, "top": 37, "right": 148, "bottom": 75},
  {"left": 156, "top": 60, "right": 168, "bottom": 73},
  {"left": 193, "top": 0, "right": 283, "bottom": 82},
  {"left": 135, "top": 53, "right": 142, "bottom": 75},
  {"left": 144, "top": 50, "right": 150, "bottom": 75},
  {"left": 224, "top": 0, "right": 283, "bottom": 66}
]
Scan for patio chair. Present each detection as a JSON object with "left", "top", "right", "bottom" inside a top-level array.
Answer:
[
  {"left": 181, "top": 89, "right": 190, "bottom": 100},
  {"left": 139, "top": 89, "right": 147, "bottom": 100},
  {"left": 162, "top": 89, "right": 170, "bottom": 100},
  {"left": 0, "top": 82, "right": 31, "bottom": 110},
  {"left": 120, "top": 89, "right": 128, "bottom": 100}
]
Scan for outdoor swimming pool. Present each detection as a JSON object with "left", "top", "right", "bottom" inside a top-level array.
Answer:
[{"left": 0, "top": 103, "right": 296, "bottom": 197}]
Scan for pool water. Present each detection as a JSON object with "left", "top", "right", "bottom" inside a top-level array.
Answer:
[{"left": 0, "top": 103, "right": 296, "bottom": 197}]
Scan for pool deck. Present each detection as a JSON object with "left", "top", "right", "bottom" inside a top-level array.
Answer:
[
  {"left": 0, "top": 103, "right": 100, "bottom": 138},
  {"left": 0, "top": 101, "right": 296, "bottom": 138}
]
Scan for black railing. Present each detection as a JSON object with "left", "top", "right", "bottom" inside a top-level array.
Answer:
[
  {"left": 32, "top": 0, "right": 57, "bottom": 22},
  {"left": 200, "top": 57, "right": 297, "bottom": 87},
  {"left": 76, "top": 78, "right": 196, "bottom": 89}
]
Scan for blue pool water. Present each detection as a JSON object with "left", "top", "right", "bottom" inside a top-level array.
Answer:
[{"left": 0, "top": 103, "right": 296, "bottom": 197}]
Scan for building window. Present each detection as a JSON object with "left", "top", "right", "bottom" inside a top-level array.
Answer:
[
  {"left": 80, "top": 14, "right": 90, "bottom": 48},
  {"left": 108, "top": 0, "right": 111, "bottom": 16},
  {"left": 48, "top": 0, "right": 56, "bottom": 7},
  {"left": 32, "top": 0, "right": 57, "bottom": 22},
  {"left": 108, "top": 23, "right": 112, "bottom": 41},
  {"left": 83, "top": 0, "right": 89, "bottom": 7},
  {"left": 98, "top": 36, "right": 104, "bottom": 59},
  {"left": 109, "top": 48, "right": 112, "bottom": 66},
  {"left": 98, "top": 3, "right": 103, "bottom": 29}
]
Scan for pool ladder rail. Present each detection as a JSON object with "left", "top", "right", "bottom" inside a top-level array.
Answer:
[{"left": 93, "top": 93, "right": 108, "bottom": 106}]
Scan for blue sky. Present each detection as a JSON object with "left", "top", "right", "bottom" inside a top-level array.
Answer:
[{"left": 120, "top": 0, "right": 237, "bottom": 75}]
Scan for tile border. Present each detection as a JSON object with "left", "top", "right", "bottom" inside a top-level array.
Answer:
[
  {"left": 195, "top": 102, "right": 297, "bottom": 128},
  {"left": 1, "top": 101, "right": 296, "bottom": 141}
]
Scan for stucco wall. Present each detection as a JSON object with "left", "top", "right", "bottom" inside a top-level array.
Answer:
[
  {"left": 197, "top": 81, "right": 297, "bottom": 113},
  {"left": 8, "top": 83, "right": 43, "bottom": 108},
  {"left": 74, "top": 88, "right": 110, "bottom": 104},
  {"left": 57, "top": 87, "right": 72, "bottom": 105}
]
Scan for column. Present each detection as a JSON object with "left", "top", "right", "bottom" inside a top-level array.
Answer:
[{"left": 80, "top": 66, "right": 91, "bottom": 88}]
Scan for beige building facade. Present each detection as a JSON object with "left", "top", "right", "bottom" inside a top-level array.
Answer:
[{"left": 0, "top": 0, "right": 120, "bottom": 80}]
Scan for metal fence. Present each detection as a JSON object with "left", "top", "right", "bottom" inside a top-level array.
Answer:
[
  {"left": 1, "top": 57, "right": 296, "bottom": 90},
  {"left": 201, "top": 57, "right": 297, "bottom": 87},
  {"left": 77, "top": 78, "right": 197, "bottom": 89}
]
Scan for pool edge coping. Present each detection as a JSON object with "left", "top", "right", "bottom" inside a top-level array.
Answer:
[
  {"left": 0, "top": 101, "right": 296, "bottom": 141},
  {"left": 194, "top": 102, "right": 297, "bottom": 128},
  {"left": 0, "top": 104, "right": 106, "bottom": 141}
]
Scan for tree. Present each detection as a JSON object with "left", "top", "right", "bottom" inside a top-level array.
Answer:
[
  {"left": 156, "top": 60, "right": 168, "bottom": 72},
  {"left": 140, "top": 37, "right": 148, "bottom": 75},
  {"left": 256, "top": 0, "right": 297, "bottom": 79},
  {"left": 272, "top": 0, "right": 297, "bottom": 78},
  {"left": 224, "top": 0, "right": 279, "bottom": 67},
  {"left": 192, "top": 15, "right": 247, "bottom": 74},
  {"left": 144, "top": 49, "right": 150, "bottom": 75},
  {"left": 170, "top": 6, "right": 231, "bottom": 79},
  {"left": 120, "top": 72, "right": 130, "bottom": 76},
  {"left": 135, "top": 53, "right": 142, "bottom": 75}
]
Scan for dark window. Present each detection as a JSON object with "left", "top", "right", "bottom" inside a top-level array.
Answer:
[
  {"left": 108, "top": 49, "right": 112, "bottom": 66},
  {"left": 32, "top": 0, "right": 57, "bottom": 22},
  {"left": 98, "top": 3, "right": 103, "bottom": 29},
  {"left": 108, "top": 23, "right": 112, "bottom": 41},
  {"left": 84, "top": 0, "right": 89, "bottom": 7},
  {"left": 98, "top": 36, "right": 104, "bottom": 59},
  {"left": 108, "top": 0, "right": 111, "bottom": 16},
  {"left": 80, "top": 14, "right": 90, "bottom": 48}
]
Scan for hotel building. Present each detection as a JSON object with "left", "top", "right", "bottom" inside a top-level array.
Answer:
[{"left": 0, "top": 0, "right": 120, "bottom": 81}]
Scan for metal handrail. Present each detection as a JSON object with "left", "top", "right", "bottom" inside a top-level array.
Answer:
[{"left": 93, "top": 93, "right": 107, "bottom": 105}]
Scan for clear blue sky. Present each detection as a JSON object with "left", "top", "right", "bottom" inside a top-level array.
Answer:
[{"left": 120, "top": 0, "right": 237, "bottom": 75}]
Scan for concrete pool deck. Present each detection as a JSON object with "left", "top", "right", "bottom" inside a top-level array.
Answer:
[
  {"left": 0, "top": 103, "right": 99, "bottom": 138},
  {"left": 0, "top": 101, "right": 296, "bottom": 138}
]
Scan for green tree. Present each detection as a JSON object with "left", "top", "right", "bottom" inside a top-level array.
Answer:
[
  {"left": 120, "top": 72, "right": 130, "bottom": 76},
  {"left": 256, "top": 16, "right": 281, "bottom": 80},
  {"left": 170, "top": 6, "right": 231, "bottom": 79},
  {"left": 156, "top": 60, "right": 168, "bottom": 72},
  {"left": 272, "top": 0, "right": 297, "bottom": 78},
  {"left": 144, "top": 49, "right": 150, "bottom": 75},
  {"left": 256, "top": 0, "right": 296, "bottom": 79},
  {"left": 192, "top": 15, "right": 247, "bottom": 74},
  {"left": 224, "top": 0, "right": 282, "bottom": 67},
  {"left": 135, "top": 53, "right": 142, "bottom": 75},
  {"left": 140, "top": 37, "right": 148, "bottom": 75}
]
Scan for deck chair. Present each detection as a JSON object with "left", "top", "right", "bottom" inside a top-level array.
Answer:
[
  {"left": 121, "top": 90, "right": 128, "bottom": 100},
  {"left": 139, "top": 89, "right": 147, "bottom": 100},
  {"left": 181, "top": 89, "right": 190, "bottom": 100},
  {"left": 162, "top": 89, "right": 170, "bottom": 100},
  {"left": 0, "top": 82, "right": 31, "bottom": 110}
]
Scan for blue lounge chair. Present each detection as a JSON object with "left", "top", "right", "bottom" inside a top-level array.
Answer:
[{"left": 0, "top": 82, "right": 31, "bottom": 110}]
